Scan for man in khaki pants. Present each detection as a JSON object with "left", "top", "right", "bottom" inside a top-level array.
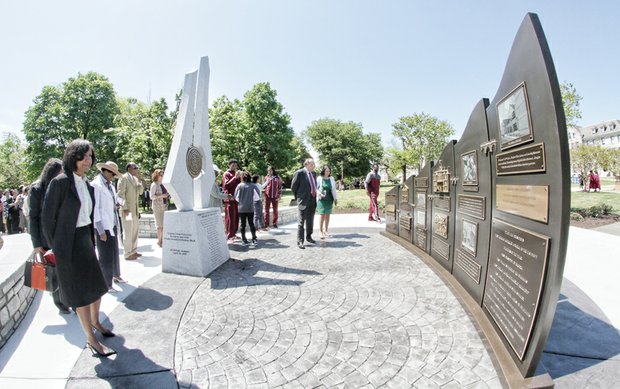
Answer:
[{"left": 117, "top": 162, "right": 144, "bottom": 260}]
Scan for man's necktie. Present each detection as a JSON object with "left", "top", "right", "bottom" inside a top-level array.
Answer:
[{"left": 309, "top": 173, "right": 316, "bottom": 197}]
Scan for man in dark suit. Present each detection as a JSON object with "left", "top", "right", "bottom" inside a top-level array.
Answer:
[{"left": 291, "top": 158, "right": 318, "bottom": 249}]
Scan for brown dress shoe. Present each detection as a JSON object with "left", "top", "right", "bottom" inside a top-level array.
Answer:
[{"left": 125, "top": 253, "right": 138, "bottom": 260}]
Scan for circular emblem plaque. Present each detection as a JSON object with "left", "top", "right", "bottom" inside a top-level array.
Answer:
[{"left": 186, "top": 146, "right": 203, "bottom": 178}]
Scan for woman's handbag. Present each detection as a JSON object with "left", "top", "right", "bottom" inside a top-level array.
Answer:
[{"left": 23, "top": 252, "right": 58, "bottom": 292}]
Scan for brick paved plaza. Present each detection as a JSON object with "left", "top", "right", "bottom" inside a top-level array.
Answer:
[{"left": 171, "top": 229, "right": 501, "bottom": 388}]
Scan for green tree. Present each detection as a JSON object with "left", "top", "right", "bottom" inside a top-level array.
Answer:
[
  {"left": 23, "top": 72, "right": 119, "bottom": 178},
  {"left": 110, "top": 97, "right": 175, "bottom": 177},
  {"left": 241, "top": 82, "right": 295, "bottom": 174},
  {"left": 209, "top": 96, "right": 245, "bottom": 170},
  {"left": 390, "top": 113, "right": 454, "bottom": 179},
  {"left": 209, "top": 83, "right": 297, "bottom": 175},
  {"left": 0, "top": 133, "right": 28, "bottom": 188},
  {"left": 560, "top": 81, "right": 583, "bottom": 127},
  {"left": 304, "top": 118, "right": 383, "bottom": 179},
  {"left": 570, "top": 144, "right": 604, "bottom": 185}
]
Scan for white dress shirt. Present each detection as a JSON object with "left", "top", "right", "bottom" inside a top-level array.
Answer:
[{"left": 73, "top": 172, "right": 93, "bottom": 228}]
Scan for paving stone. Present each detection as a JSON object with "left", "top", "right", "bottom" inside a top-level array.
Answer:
[{"left": 167, "top": 230, "right": 500, "bottom": 387}]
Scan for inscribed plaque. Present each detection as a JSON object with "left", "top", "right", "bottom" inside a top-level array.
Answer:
[
  {"left": 496, "top": 143, "right": 546, "bottom": 175},
  {"left": 483, "top": 219, "right": 550, "bottom": 360},
  {"left": 496, "top": 185, "right": 548, "bottom": 223}
]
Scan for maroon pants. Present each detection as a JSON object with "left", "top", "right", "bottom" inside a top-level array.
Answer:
[
  {"left": 264, "top": 196, "right": 279, "bottom": 227},
  {"left": 225, "top": 200, "right": 239, "bottom": 239},
  {"left": 368, "top": 192, "right": 380, "bottom": 220}
]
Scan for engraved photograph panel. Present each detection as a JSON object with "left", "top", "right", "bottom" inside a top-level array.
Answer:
[
  {"left": 433, "top": 213, "right": 449, "bottom": 239},
  {"left": 461, "top": 150, "right": 478, "bottom": 186},
  {"left": 461, "top": 219, "right": 478, "bottom": 256},
  {"left": 416, "top": 193, "right": 426, "bottom": 209},
  {"left": 497, "top": 82, "right": 533, "bottom": 150},
  {"left": 416, "top": 210, "right": 426, "bottom": 227}
]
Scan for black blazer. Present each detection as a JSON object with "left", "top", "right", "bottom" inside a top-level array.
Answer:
[
  {"left": 291, "top": 168, "right": 317, "bottom": 207},
  {"left": 42, "top": 173, "right": 96, "bottom": 262},
  {"left": 28, "top": 182, "right": 49, "bottom": 249}
]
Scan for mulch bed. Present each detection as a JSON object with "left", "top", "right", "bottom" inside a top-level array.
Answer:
[{"left": 570, "top": 214, "right": 620, "bottom": 229}]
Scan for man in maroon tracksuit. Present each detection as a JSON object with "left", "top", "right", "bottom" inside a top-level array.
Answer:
[
  {"left": 223, "top": 159, "right": 241, "bottom": 241},
  {"left": 263, "top": 166, "right": 283, "bottom": 228},
  {"left": 365, "top": 164, "right": 382, "bottom": 222}
]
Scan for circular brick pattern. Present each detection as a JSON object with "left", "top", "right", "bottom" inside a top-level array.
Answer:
[{"left": 175, "top": 231, "right": 501, "bottom": 388}]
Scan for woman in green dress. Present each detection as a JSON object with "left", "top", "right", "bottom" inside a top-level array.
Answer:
[{"left": 317, "top": 165, "right": 338, "bottom": 239}]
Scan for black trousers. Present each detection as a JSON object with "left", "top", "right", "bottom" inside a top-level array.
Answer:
[
  {"left": 297, "top": 200, "right": 316, "bottom": 243},
  {"left": 239, "top": 212, "right": 257, "bottom": 241},
  {"left": 96, "top": 226, "right": 120, "bottom": 288}
]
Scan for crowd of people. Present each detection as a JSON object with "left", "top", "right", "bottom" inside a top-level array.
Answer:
[
  {"left": 10, "top": 139, "right": 382, "bottom": 359},
  {"left": 221, "top": 157, "right": 382, "bottom": 249}
]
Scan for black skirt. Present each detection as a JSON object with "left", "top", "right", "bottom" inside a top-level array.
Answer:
[{"left": 56, "top": 225, "right": 108, "bottom": 308}]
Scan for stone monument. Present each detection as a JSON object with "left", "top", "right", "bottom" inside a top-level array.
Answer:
[{"left": 161, "top": 56, "right": 230, "bottom": 277}]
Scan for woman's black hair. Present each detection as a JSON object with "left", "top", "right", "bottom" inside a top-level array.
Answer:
[
  {"left": 242, "top": 171, "right": 252, "bottom": 182},
  {"left": 38, "top": 158, "right": 63, "bottom": 191},
  {"left": 268, "top": 166, "right": 278, "bottom": 176},
  {"left": 252, "top": 174, "right": 260, "bottom": 184},
  {"left": 63, "top": 139, "right": 96, "bottom": 174},
  {"left": 320, "top": 165, "right": 331, "bottom": 177}
]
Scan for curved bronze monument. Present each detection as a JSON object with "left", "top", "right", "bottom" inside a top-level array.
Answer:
[{"left": 385, "top": 13, "right": 569, "bottom": 386}]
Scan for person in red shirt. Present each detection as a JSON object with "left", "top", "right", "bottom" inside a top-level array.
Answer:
[
  {"left": 365, "top": 164, "right": 382, "bottom": 222},
  {"left": 222, "top": 159, "right": 242, "bottom": 241},
  {"left": 262, "top": 166, "right": 283, "bottom": 229}
]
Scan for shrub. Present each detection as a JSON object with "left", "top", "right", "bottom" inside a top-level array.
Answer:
[{"left": 570, "top": 212, "right": 584, "bottom": 221}]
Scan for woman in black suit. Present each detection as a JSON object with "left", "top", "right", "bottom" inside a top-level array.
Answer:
[
  {"left": 29, "top": 158, "right": 71, "bottom": 314},
  {"left": 42, "top": 139, "right": 116, "bottom": 357}
]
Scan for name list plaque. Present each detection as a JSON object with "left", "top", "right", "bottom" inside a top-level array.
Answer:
[
  {"left": 496, "top": 184, "right": 548, "bottom": 223},
  {"left": 483, "top": 219, "right": 550, "bottom": 360},
  {"left": 496, "top": 143, "right": 545, "bottom": 176}
]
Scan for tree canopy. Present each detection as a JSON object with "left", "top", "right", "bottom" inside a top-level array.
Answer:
[
  {"left": 23, "top": 72, "right": 119, "bottom": 180},
  {"left": 110, "top": 97, "right": 175, "bottom": 175},
  {"left": 0, "top": 133, "right": 27, "bottom": 189},
  {"left": 304, "top": 118, "right": 383, "bottom": 179},
  {"left": 209, "top": 82, "right": 299, "bottom": 176},
  {"left": 560, "top": 81, "right": 583, "bottom": 127},
  {"left": 388, "top": 113, "right": 454, "bottom": 179}
]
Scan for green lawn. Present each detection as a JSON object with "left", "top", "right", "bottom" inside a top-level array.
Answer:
[{"left": 570, "top": 190, "right": 620, "bottom": 212}]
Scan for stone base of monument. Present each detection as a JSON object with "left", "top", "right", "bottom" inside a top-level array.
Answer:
[{"left": 161, "top": 208, "right": 230, "bottom": 277}]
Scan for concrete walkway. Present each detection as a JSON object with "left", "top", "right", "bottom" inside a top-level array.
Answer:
[{"left": 0, "top": 217, "right": 619, "bottom": 388}]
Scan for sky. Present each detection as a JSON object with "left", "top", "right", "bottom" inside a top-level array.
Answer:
[{"left": 1, "top": 1, "right": 618, "bottom": 147}]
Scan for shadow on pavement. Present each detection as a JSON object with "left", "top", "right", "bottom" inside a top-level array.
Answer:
[
  {"left": 541, "top": 281, "right": 620, "bottom": 380},
  {"left": 208, "top": 257, "right": 321, "bottom": 289},
  {"left": 68, "top": 336, "right": 178, "bottom": 388},
  {"left": 122, "top": 287, "right": 173, "bottom": 312}
]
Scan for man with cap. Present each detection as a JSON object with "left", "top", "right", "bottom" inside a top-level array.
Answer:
[
  {"left": 117, "top": 162, "right": 144, "bottom": 260},
  {"left": 92, "top": 161, "right": 126, "bottom": 290}
]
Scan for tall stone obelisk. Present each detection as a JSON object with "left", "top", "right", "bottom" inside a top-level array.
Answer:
[{"left": 161, "top": 56, "right": 230, "bottom": 277}]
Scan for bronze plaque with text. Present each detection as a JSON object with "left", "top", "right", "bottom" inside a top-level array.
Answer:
[
  {"left": 496, "top": 184, "right": 548, "bottom": 223},
  {"left": 496, "top": 143, "right": 546, "bottom": 175},
  {"left": 483, "top": 219, "right": 550, "bottom": 360},
  {"left": 457, "top": 194, "right": 486, "bottom": 220}
]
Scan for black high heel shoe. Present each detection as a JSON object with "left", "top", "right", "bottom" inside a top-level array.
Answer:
[
  {"left": 93, "top": 325, "right": 115, "bottom": 337},
  {"left": 86, "top": 342, "right": 117, "bottom": 357}
]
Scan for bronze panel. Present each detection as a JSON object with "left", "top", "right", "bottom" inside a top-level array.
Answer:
[
  {"left": 483, "top": 219, "right": 550, "bottom": 361},
  {"left": 455, "top": 250, "right": 482, "bottom": 284},
  {"left": 461, "top": 150, "right": 479, "bottom": 186},
  {"left": 497, "top": 82, "right": 534, "bottom": 151},
  {"left": 399, "top": 216, "right": 412, "bottom": 231},
  {"left": 431, "top": 236, "right": 450, "bottom": 261},
  {"left": 457, "top": 195, "right": 486, "bottom": 220},
  {"left": 433, "top": 166, "right": 451, "bottom": 194},
  {"left": 415, "top": 226, "right": 426, "bottom": 249},
  {"left": 415, "top": 177, "right": 428, "bottom": 188},
  {"left": 496, "top": 143, "right": 546, "bottom": 175},
  {"left": 496, "top": 184, "right": 549, "bottom": 223},
  {"left": 433, "top": 195, "right": 450, "bottom": 212},
  {"left": 433, "top": 213, "right": 449, "bottom": 239}
]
